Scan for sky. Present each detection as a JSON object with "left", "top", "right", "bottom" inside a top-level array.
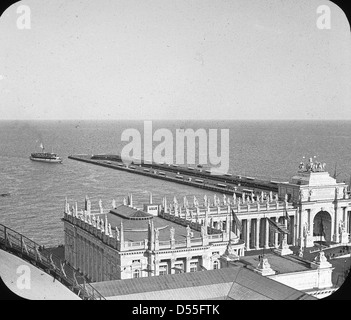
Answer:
[{"left": 0, "top": 0, "right": 350, "bottom": 120}]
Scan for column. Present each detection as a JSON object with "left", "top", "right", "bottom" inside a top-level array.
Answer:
[
  {"left": 90, "top": 243, "right": 94, "bottom": 279},
  {"left": 283, "top": 217, "right": 289, "bottom": 246},
  {"left": 299, "top": 208, "right": 304, "bottom": 247},
  {"left": 87, "top": 242, "right": 91, "bottom": 279},
  {"left": 73, "top": 228, "right": 77, "bottom": 268},
  {"left": 96, "top": 245, "right": 100, "bottom": 281},
  {"left": 84, "top": 239, "right": 88, "bottom": 276},
  {"left": 201, "top": 254, "right": 211, "bottom": 270},
  {"left": 274, "top": 218, "right": 279, "bottom": 248},
  {"left": 242, "top": 220, "right": 246, "bottom": 245},
  {"left": 100, "top": 248, "right": 104, "bottom": 281},
  {"left": 245, "top": 219, "right": 251, "bottom": 250},
  {"left": 185, "top": 257, "right": 191, "bottom": 273},
  {"left": 92, "top": 244, "right": 96, "bottom": 282},
  {"left": 255, "top": 218, "right": 260, "bottom": 250},
  {"left": 331, "top": 207, "right": 336, "bottom": 242},
  {"left": 264, "top": 218, "right": 269, "bottom": 249},
  {"left": 170, "top": 258, "right": 176, "bottom": 274},
  {"left": 154, "top": 259, "right": 160, "bottom": 276},
  {"left": 335, "top": 207, "right": 340, "bottom": 242},
  {"left": 341, "top": 207, "right": 349, "bottom": 244},
  {"left": 308, "top": 210, "right": 313, "bottom": 240},
  {"left": 291, "top": 216, "right": 296, "bottom": 246},
  {"left": 78, "top": 236, "right": 82, "bottom": 272},
  {"left": 294, "top": 209, "right": 299, "bottom": 245}
]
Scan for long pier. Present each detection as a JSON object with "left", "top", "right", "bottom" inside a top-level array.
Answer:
[{"left": 68, "top": 154, "right": 279, "bottom": 196}]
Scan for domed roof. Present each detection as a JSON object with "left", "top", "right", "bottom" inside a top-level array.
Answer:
[{"left": 110, "top": 204, "right": 153, "bottom": 220}]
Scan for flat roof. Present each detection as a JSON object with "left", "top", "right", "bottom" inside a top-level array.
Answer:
[
  {"left": 237, "top": 253, "right": 311, "bottom": 274},
  {"left": 94, "top": 205, "right": 202, "bottom": 242}
]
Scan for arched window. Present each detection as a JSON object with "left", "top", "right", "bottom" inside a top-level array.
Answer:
[
  {"left": 133, "top": 269, "right": 140, "bottom": 278},
  {"left": 213, "top": 260, "right": 219, "bottom": 270}
]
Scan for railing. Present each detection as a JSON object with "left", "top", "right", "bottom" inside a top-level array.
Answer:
[
  {"left": 208, "top": 234, "right": 222, "bottom": 240},
  {"left": 190, "top": 238, "right": 203, "bottom": 245},
  {"left": 175, "top": 240, "right": 187, "bottom": 247},
  {"left": 124, "top": 240, "right": 145, "bottom": 249},
  {"left": 158, "top": 240, "right": 171, "bottom": 247},
  {"left": 0, "top": 223, "right": 105, "bottom": 300}
]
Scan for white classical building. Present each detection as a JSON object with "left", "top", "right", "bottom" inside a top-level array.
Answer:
[
  {"left": 278, "top": 158, "right": 351, "bottom": 248},
  {"left": 62, "top": 158, "right": 350, "bottom": 290},
  {"left": 165, "top": 158, "right": 351, "bottom": 254},
  {"left": 62, "top": 195, "right": 245, "bottom": 282}
]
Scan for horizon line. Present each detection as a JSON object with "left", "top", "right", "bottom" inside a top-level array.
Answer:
[{"left": 1, "top": 118, "right": 351, "bottom": 122}]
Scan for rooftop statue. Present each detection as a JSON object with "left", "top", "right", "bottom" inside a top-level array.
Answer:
[
  {"left": 186, "top": 225, "right": 192, "bottom": 237},
  {"left": 99, "top": 199, "right": 103, "bottom": 214},
  {"left": 298, "top": 157, "right": 326, "bottom": 172},
  {"left": 170, "top": 227, "right": 175, "bottom": 240},
  {"left": 339, "top": 220, "right": 346, "bottom": 234},
  {"left": 183, "top": 196, "right": 188, "bottom": 208},
  {"left": 232, "top": 193, "right": 236, "bottom": 203},
  {"left": 257, "top": 255, "right": 272, "bottom": 271},
  {"left": 223, "top": 194, "right": 227, "bottom": 205},
  {"left": 201, "top": 225, "right": 206, "bottom": 237},
  {"left": 225, "top": 240, "right": 236, "bottom": 256},
  {"left": 303, "top": 222, "right": 310, "bottom": 237},
  {"left": 193, "top": 195, "right": 199, "bottom": 207},
  {"left": 154, "top": 228, "right": 159, "bottom": 240}
]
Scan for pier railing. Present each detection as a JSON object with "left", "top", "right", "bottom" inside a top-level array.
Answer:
[{"left": 0, "top": 223, "right": 105, "bottom": 300}]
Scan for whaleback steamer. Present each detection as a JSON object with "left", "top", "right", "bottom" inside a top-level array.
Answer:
[{"left": 30, "top": 143, "right": 62, "bottom": 163}]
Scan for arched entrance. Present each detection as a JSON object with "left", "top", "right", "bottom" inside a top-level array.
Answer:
[{"left": 313, "top": 211, "right": 332, "bottom": 243}]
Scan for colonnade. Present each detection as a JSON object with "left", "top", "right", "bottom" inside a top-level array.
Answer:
[{"left": 240, "top": 215, "right": 295, "bottom": 251}]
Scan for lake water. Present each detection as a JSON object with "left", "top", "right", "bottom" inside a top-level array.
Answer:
[{"left": 1, "top": 120, "right": 351, "bottom": 246}]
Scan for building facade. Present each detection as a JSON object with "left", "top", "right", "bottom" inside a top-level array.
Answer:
[
  {"left": 62, "top": 158, "right": 350, "bottom": 283},
  {"left": 278, "top": 158, "right": 351, "bottom": 248},
  {"left": 165, "top": 158, "right": 351, "bottom": 253},
  {"left": 62, "top": 196, "right": 245, "bottom": 282}
]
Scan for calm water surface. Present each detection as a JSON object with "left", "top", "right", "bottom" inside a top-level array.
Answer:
[{"left": 1, "top": 120, "right": 351, "bottom": 246}]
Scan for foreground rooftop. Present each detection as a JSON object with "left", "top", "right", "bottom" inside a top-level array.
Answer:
[
  {"left": 0, "top": 249, "right": 81, "bottom": 300},
  {"left": 91, "top": 266, "right": 316, "bottom": 300}
]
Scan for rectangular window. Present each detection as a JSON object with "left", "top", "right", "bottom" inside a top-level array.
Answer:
[
  {"left": 159, "top": 265, "right": 168, "bottom": 276},
  {"left": 190, "top": 262, "right": 198, "bottom": 272}
]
